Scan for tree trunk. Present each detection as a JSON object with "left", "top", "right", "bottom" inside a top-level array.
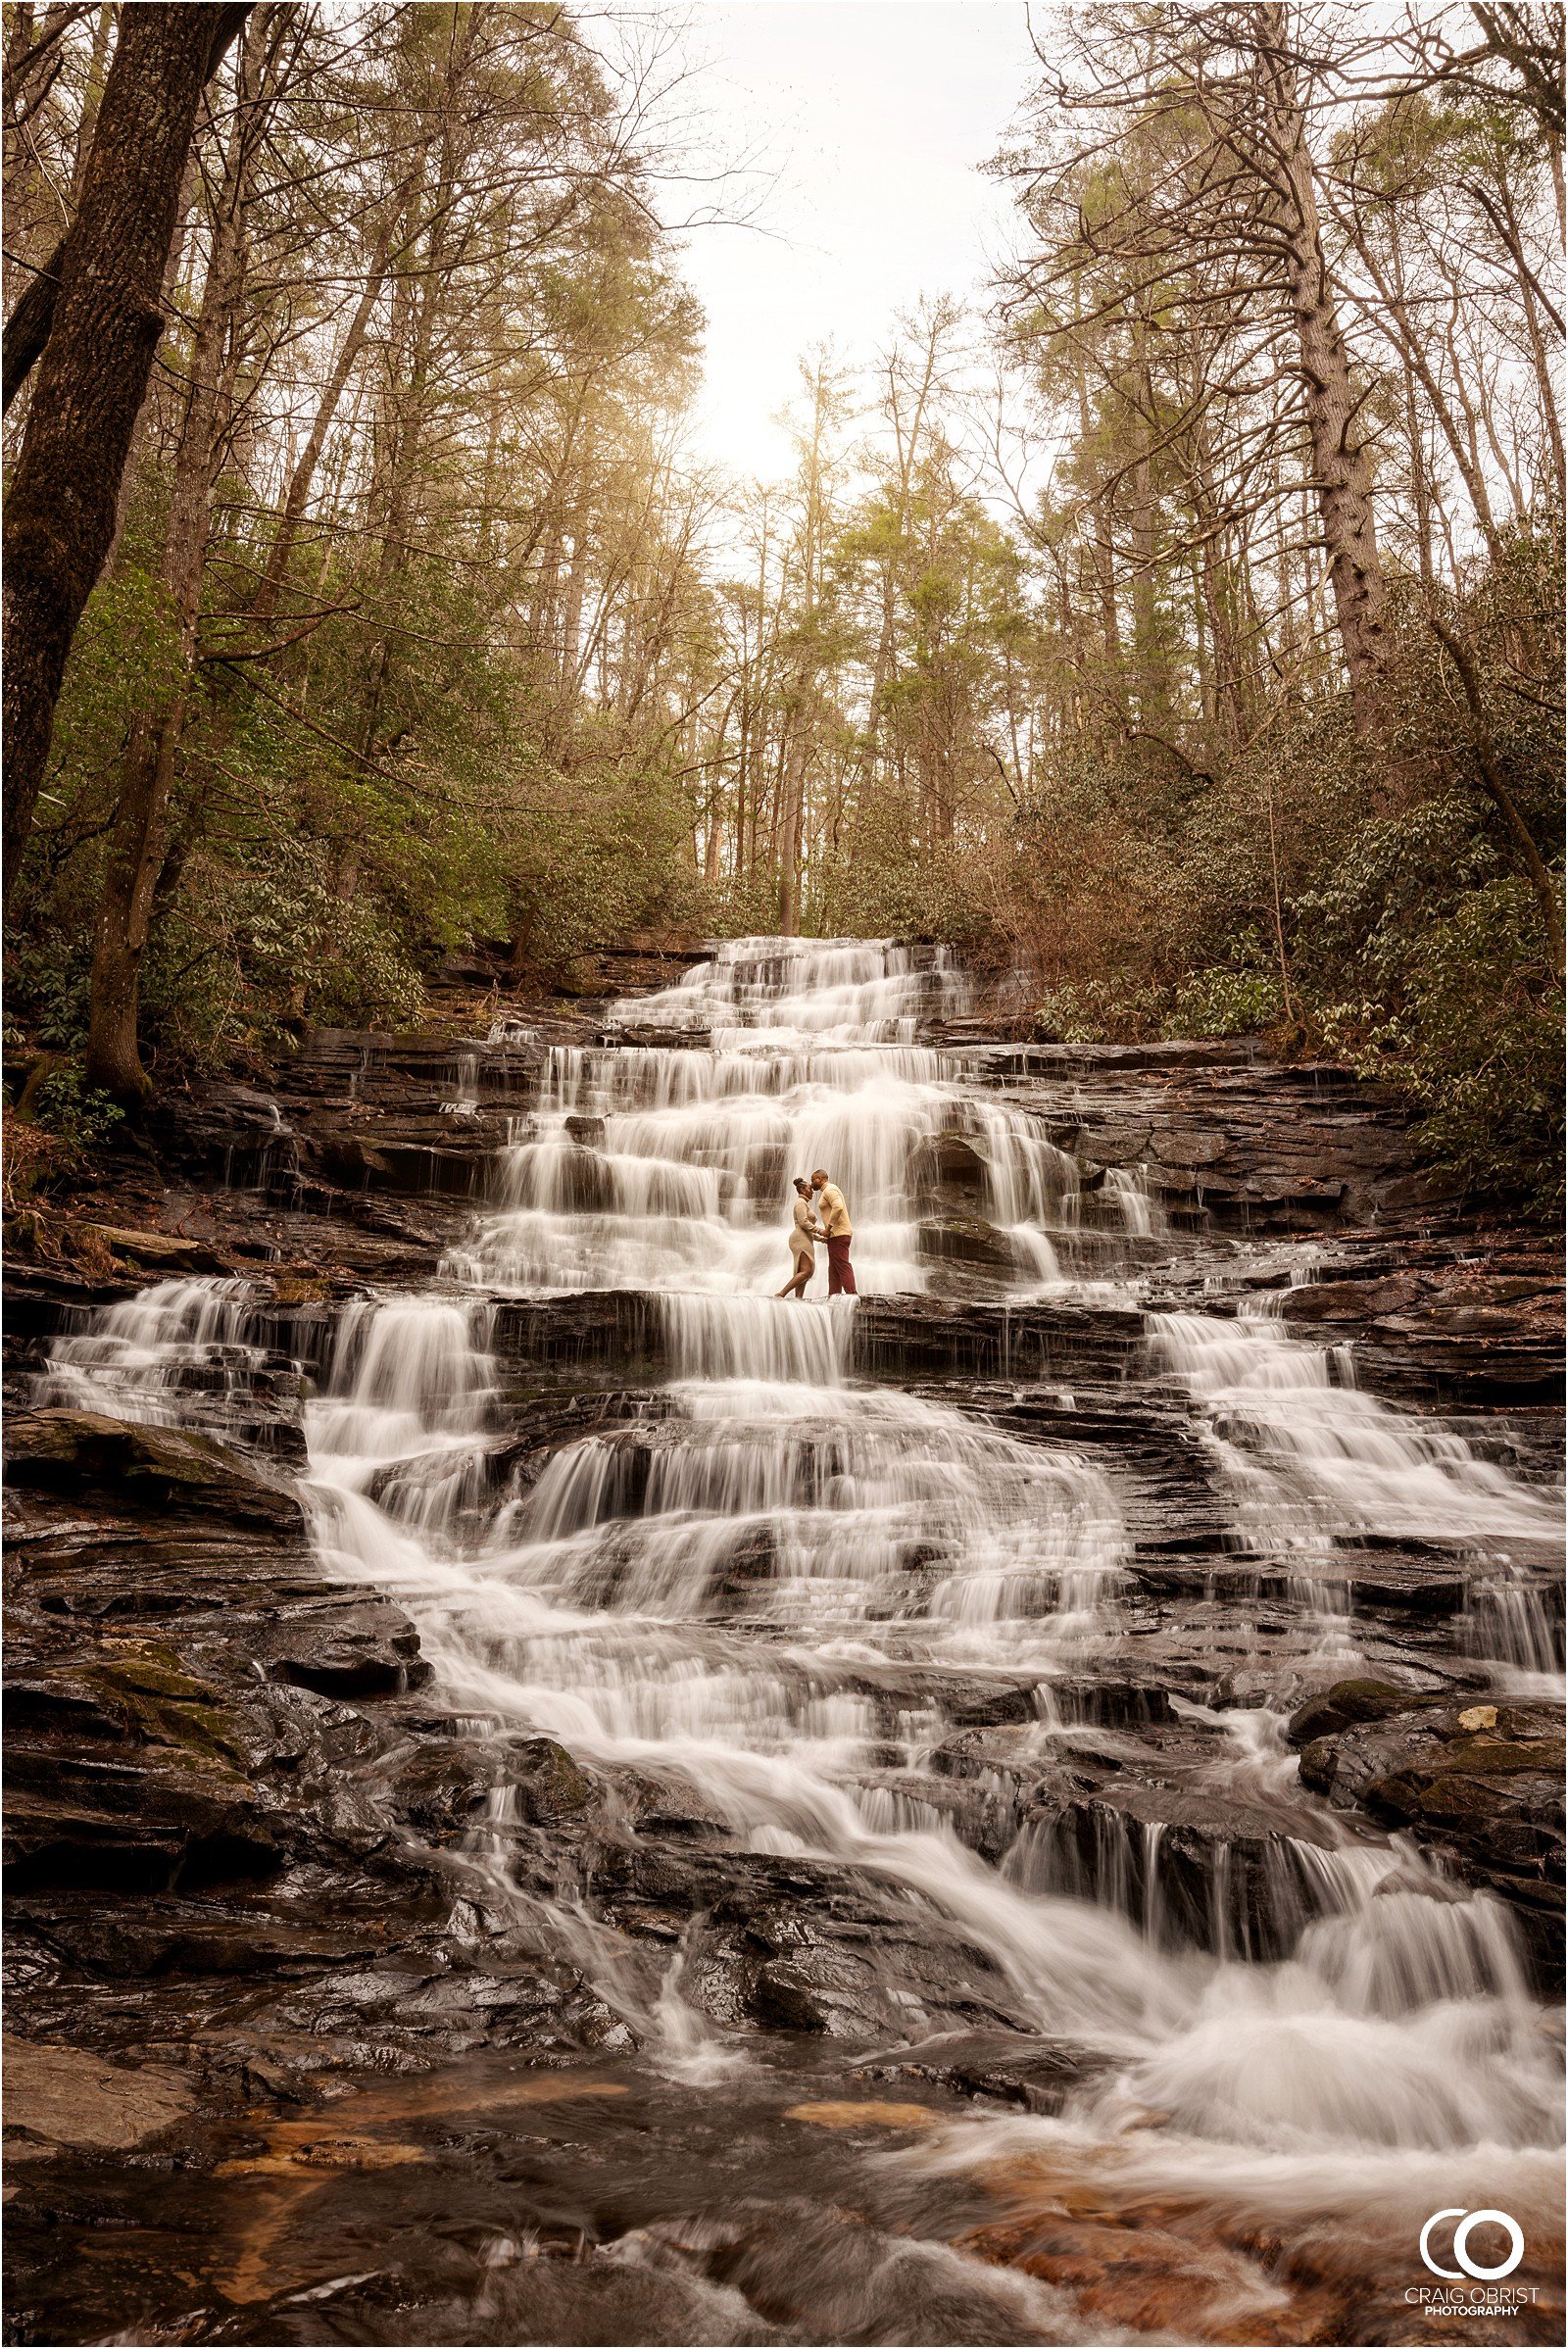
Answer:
[
  {"left": 1129, "top": 313, "right": 1172, "bottom": 733},
  {"left": 251, "top": 221, "right": 393, "bottom": 621},
  {"left": 1256, "top": 3, "right": 1389, "bottom": 732},
  {"left": 84, "top": 13, "right": 265, "bottom": 1099},
  {"left": 2, "top": 3, "right": 250, "bottom": 916},
  {"left": 778, "top": 718, "right": 806, "bottom": 936},
  {"left": 1069, "top": 349, "right": 1128, "bottom": 740}
]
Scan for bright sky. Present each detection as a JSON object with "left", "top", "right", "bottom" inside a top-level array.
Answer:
[{"left": 654, "top": 1, "right": 1040, "bottom": 480}]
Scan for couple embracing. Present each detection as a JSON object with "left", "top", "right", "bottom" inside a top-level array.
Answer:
[{"left": 777, "top": 1169, "right": 856, "bottom": 1299}]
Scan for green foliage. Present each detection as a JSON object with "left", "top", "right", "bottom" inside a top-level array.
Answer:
[
  {"left": 1009, "top": 534, "right": 1564, "bottom": 1207},
  {"left": 1034, "top": 962, "right": 1280, "bottom": 1044},
  {"left": 7, "top": 935, "right": 94, "bottom": 1051},
  {"left": 41, "top": 560, "right": 183, "bottom": 795},
  {"left": 1315, "top": 872, "right": 1563, "bottom": 1214},
  {"left": 31, "top": 1063, "right": 126, "bottom": 1151},
  {"left": 145, "top": 839, "right": 428, "bottom": 1066},
  {"left": 1034, "top": 977, "right": 1168, "bottom": 1044},
  {"left": 810, "top": 784, "right": 987, "bottom": 943},
  {"left": 1168, "top": 965, "right": 1283, "bottom": 1038},
  {"left": 505, "top": 759, "right": 712, "bottom": 975}
]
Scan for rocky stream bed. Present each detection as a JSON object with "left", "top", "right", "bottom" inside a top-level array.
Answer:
[{"left": 3, "top": 938, "right": 1563, "bottom": 2347}]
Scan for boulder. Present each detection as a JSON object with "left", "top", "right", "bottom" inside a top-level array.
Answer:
[
  {"left": 3, "top": 2037, "right": 194, "bottom": 2158},
  {"left": 259, "top": 1602, "right": 430, "bottom": 1697},
  {"left": 5, "top": 1410, "right": 302, "bottom": 1529},
  {"left": 1289, "top": 1681, "right": 1564, "bottom": 1985}
]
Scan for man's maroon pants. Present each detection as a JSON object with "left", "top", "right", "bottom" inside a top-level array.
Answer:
[{"left": 826, "top": 1236, "right": 857, "bottom": 1295}]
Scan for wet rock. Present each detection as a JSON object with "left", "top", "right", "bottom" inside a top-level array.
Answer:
[
  {"left": 1290, "top": 1681, "right": 1565, "bottom": 1983},
  {"left": 491, "top": 1290, "right": 662, "bottom": 1375},
  {"left": 490, "top": 1390, "right": 673, "bottom": 1493},
  {"left": 1046, "top": 1674, "right": 1180, "bottom": 1730},
  {"left": 390, "top": 1744, "right": 496, "bottom": 1836},
  {"left": 909, "top": 1131, "right": 988, "bottom": 1205},
  {"left": 260, "top": 1602, "right": 430, "bottom": 1697},
  {"left": 1353, "top": 1318, "right": 1564, "bottom": 1404},
  {"left": 990, "top": 1053, "right": 1426, "bottom": 1231},
  {"left": 2, "top": 2035, "right": 195, "bottom": 2158},
  {"left": 694, "top": 1865, "right": 1032, "bottom": 2041},
  {"left": 507, "top": 1736, "right": 603, "bottom": 1824},
  {"left": 986, "top": 1387, "right": 1232, "bottom": 1556},
  {"left": 0, "top": 1432, "right": 514, "bottom": 2100},
  {"left": 154, "top": 1081, "right": 302, "bottom": 1190},
  {"left": 1282, "top": 1274, "right": 1423, "bottom": 1321},
  {"left": 853, "top": 1296, "right": 1145, "bottom": 1383},
  {"left": 855, "top": 2028, "right": 1112, "bottom": 2114},
  {"left": 299, "top": 1127, "right": 497, "bottom": 1199},
  {"left": 968, "top": 1040, "right": 1257, "bottom": 1076},
  {"left": 1334, "top": 1553, "right": 1471, "bottom": 1618},
  {"left": 1288, "top": 1679, "right": 1427, "bottom": 1743},
  {"left": 3, "top": 1760, "right": 283, "bottom": 1892},
  {"left": 1010, "top": 1780, "right": 1343, "bottom": 1963},
  {"left": 6, "top": 1407, "right": 303, "bottom": 1526},
  {"left": 248, "top": 1948, "right": 632, "bottom": 2060},
  {"left": 917, "top": 1216, "right": 1022, "bottom": 1273},
  {"left": 1266, "top": 1248, "right": 1566, "bottom": 1403}
]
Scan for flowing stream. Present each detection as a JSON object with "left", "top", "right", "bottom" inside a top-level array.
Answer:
[{"left": 40, "top": 935, "right": 1564, "bottom": 2330}]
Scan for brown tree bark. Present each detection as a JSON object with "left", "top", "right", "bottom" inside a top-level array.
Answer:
[
  {"left": 2, "top": 2, "right": 251, "bottom": 916},
  {"left": 84, "top": 12, "right": 270, "bottom": 1099}
]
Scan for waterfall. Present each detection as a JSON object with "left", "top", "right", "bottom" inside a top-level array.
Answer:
[
  {"left": 445, "top": 939, "right": 1136, "bottom": 1298},
  {"left": 36, "top": 933, "right": 1565, "bottom": 2274},
  {"left": 304, "top": 942, "right": 1562, "bottom": 2148},
  {"left": 1150, "top": 1298, "right": 1561, "bottom": 1547},
  {"left": 37, "top": 1277, "right": 258, "bottom": 1426}
]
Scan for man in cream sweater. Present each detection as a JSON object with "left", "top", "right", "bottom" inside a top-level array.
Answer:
[{"left": 810, "top": 1168, "right": 856, "bottom": 1295}]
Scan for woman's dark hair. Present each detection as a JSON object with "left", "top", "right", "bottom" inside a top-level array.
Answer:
[{"left": 793, "top": 1176, "right": 811, "bottom": 1194}]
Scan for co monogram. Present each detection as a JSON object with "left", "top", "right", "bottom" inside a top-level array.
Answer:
[{"left": 1418, "top": 2209, "right": 1526, "bottom": 2282}]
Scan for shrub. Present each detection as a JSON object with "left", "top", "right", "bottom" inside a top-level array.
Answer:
[
  {"left": 1318, "top": 877, "right": 1563, "bottom": 1213},
  {"left": 31, "top": 1063, "right": 126, "bottom": 1151},
  {"left": 1167, "top": 966, "right": 1283, "bottom": 1038}
]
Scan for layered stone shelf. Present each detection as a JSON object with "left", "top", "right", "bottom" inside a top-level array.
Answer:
[{"left": 4, "top": 945, "right": 1562, "bottom": 2346}]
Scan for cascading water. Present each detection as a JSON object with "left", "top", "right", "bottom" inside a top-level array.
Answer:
[
  {"left": 445, "top": 938, "right": 1101, "bottom": 1297},
  {"left": 38, "top": 935, "right": 1564, "bottom": 2327},
  {"left": 1152, "top": 1294, "right": 1563, "bottom": 1678}
]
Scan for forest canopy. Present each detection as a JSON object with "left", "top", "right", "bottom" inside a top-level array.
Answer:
[{"left": 3, "top": 0, "right": 1563, "bottom": 1208}]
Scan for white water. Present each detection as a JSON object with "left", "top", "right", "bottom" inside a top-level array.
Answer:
[
  {"left": 444, "top": 939, "right": 1106, "bottom": 1297},
  {"left": 1152, "top": 1297, "right": 1560, "bottom": 1549},
  {"left": 40, "top": 937, "right": 1564, "bottom": 2256},
  {"left": 36, "top": 1277, "right": 274, "bottom": 1448}
]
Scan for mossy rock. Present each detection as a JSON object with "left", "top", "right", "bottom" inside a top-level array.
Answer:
[
  {"left": 1285, "top": 1679, "right": 1418, "bottom": 1746},
  {"left": 64, "top": 1645, "right": 256, "bottom": 1775},
  {"left": 5, "top": 1410, "right": 301, "bottom": 1528},
  {"left": 508, "top": 1736, "right": 599, "bottom": 1822}
]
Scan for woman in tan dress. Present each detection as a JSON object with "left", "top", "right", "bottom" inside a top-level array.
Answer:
[{"left": 776, "top": 1177, "right": 824, "bottom": 1299}]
